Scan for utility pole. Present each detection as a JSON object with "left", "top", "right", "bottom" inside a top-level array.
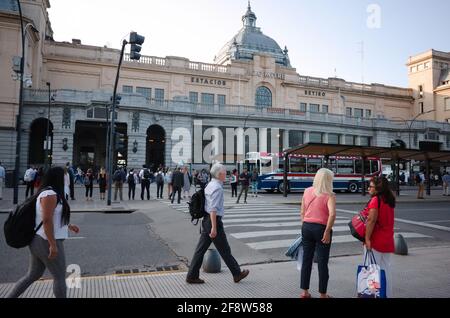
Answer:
[
  {"left": 107, "top": 32, "right": 145, "bottom": 206},
  {"left": 13, "top": 0, "right": 25, "bottom": 205}
]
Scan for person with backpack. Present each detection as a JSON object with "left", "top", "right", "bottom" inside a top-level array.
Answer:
[
  {"left": 300, "top": 168, "right": 336, "bottom": 299},
  {"left": 139, "top": 165, "right": 151, "bottom": 200},
  {"left": 250, "top": 168, "right": 259, "bottom": 198},
  {"left": 171, "top": 167, "right": 184, "bottom": 204},
  {"left": 24, "top": 166, "right": 36, "bottom": 198},
  {"left": 6, "top": 166, "right": 80, "bottom": 298},
  {"left": 113, "top": 167, "right": 125, "bottom": 201},
  {"left": 186, "top": 163, "right": 249, "bottom": 285},
  {"left": 155, "top": 169, "right": 165, "bottom": 199},
  {"left": 127, "top": 168, "right": 137, "bottom": 200},
  {"left": 84, "top": 168, "right": 94, "bottom": 201},
  {"left": 416, "top": 171, "right": 425, "bottom": 199},
  {"left": 362, "top": 176, "right": 395, "bottom": 298},
  {"left": 236, "top": 168, "right": 250, "bottom": 204}
]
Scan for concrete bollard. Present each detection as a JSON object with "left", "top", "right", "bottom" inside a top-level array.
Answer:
[
  {"left": 394, "top": 234, "right": 408, "bottom": 255},
  {"left": 202, "top": 249, "right": 221, "bottom": 273}
]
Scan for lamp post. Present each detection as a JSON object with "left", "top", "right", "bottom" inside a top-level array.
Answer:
[
  {"left": 407, "top": 110, "right": 435, "bottom": 186},
  {"left": 13, "top": 1, "right": 37, "bottom": 204}
]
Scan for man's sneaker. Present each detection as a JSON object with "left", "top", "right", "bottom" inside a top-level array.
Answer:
[
  {"left": 186, "top": 277, "right": 205, "bottom": 284},
  {"left": 233, "top": 269, "right": 249, "bottom": 283}
]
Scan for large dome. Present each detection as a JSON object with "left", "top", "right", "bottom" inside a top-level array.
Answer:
[{"left": 214, "top": 2, "right": 291, "bottom": 67}]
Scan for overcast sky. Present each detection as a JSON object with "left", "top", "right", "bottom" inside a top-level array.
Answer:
[{"left": 48, "top": 0, "right": 450, "bottom": 87}]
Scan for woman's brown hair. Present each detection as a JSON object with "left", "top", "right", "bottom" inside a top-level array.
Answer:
[{"left": 370, "top": 176, "right": 396, "bottom": 208}]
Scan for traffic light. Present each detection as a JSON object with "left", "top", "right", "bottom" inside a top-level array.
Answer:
[
  {"left": 110, "top": 95, "right": 122, "bottom": 105},
  {"left": 115, "top": 132, "right": 127, "bottom": 153},
  {"left": 129, "top": 32, "right": 145, "bottom": 61}
]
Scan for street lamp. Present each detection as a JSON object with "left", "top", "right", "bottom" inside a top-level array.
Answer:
[
  {"left": 392, "top": 109, "right": 435, "bottom": 185},
  {"left": 407, "top": 110, "right": 435, "bottom": 149},
  {"left": 13, "top": 0, "right": 38, "bottom": 204}
]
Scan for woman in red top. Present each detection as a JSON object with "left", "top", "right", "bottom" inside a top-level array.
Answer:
[{"left": 365, "top": 176, "right": 395, "bottom": 297}]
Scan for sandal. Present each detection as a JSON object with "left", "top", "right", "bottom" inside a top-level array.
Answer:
[{"left": 300, "top": 293, "right": 312, "bottom": 298}]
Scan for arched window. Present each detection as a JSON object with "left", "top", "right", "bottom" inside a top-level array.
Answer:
[{"left": 255, "top": 86, "right": 272, "bottom": 108}]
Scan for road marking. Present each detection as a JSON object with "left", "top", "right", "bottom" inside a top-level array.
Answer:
[
  {"left": 230, "top": 226, "right": 401, "bottom": 239},
  {"left": 422, "top": 220, "right": 450, "bottom": 223},
  {"left": 246, "top": 232, "right": 432, "bottom": 250},
  {"left": 224, "top": 220, "right": 350, "bottom": 227},
  {"left": 230, "top": 226, "right": 351, "bottom": 239},
  {"left": 225, "top": 212, "right": 348, "bottom": 218},
  {"left": 337, "top": 208, "right": 450, "bottom": 232}
]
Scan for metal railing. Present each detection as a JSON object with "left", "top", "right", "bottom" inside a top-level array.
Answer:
[{"left": 23, "top": 89, "right": 450, "bottom": 133}]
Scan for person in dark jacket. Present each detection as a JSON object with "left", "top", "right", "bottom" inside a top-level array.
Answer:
[
  {"left": 127, "top": 169, "right": 136, "bottom": 200},
  {"left": 171, "top": 167, "right": 184, "bottom": 204},
  {"left": 66, "top": 162, "right": 75, "bottom": 200}
]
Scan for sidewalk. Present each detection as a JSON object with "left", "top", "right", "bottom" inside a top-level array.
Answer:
[
  {"left": 1, "top": 246, "right": 449, "bottom": 298},
  {"left": 1, "top": 185, "right": 449, "bottom": 213},
  {"left": 0, "top": 186, "right": 132, "bottom": 213}
]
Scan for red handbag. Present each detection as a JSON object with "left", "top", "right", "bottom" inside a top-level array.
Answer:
[{"left": 348, "top": 196, "right": 380, "bottom": 242}]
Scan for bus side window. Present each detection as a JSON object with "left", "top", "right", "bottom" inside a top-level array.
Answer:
[
  {"left": 355, "top": 159, "right": 370, "bottom": 174},
  {"left": 338, "top": 159, "right": 354, "bottom": 174},
  {"left": 290, "top": 157, "right": 306, "bottom": 173},
  {"left": 370, "top": 160, "right": 380, "bottom": 174},
  {"left": 307, "top": 158, "right": 322, "bottom": 174}
]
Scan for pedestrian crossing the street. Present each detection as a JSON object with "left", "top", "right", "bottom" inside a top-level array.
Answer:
[{"left": 162, "top": 200, "right": 433, "bottom": 254}]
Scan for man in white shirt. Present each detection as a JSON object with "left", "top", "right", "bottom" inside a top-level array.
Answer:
[
  {"left": 24, "top": 166, "right": 36, "bottom": 198},
  {"left": 0, "top": 161, "right": 5, "bottom": 200}
]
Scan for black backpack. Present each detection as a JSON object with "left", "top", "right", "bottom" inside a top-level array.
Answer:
[
  {"left": 127, "top": 174, "right": 135, "bottom": 184},
  {"left": 4, "top": 187, "right": 52, "bottom": 248},
  {"left": 188, "top": 189, "right": 207, "bottom": 225},
  {"left": 113, "top": 170, "right": 122, "bottom": 182},
  {"left": 156, "top": 173, "right": 164, "bottom": 183},
  {"left": 143, "top": 169, "right": 151, "bottom": 179}
]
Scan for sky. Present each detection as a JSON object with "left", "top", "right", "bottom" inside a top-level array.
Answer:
[{"left": 47, "top": 0, "right": 450, "bottom": 87}]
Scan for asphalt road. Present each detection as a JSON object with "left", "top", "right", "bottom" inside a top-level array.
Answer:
[{"left": 0, "top": 211, "right": 180, "bottom": 283}]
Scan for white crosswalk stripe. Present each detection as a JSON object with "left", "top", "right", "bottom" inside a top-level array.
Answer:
[{"left": 161, "top": 200, "right": 434, "bottom": 253}]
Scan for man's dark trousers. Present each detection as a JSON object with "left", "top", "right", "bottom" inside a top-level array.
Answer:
[
  {"left": 171, "top": 185, "right": 182, "bottom": 204},
  {"left": 141, "top": 179, "right": 150, "bottom": 200},
  {"left": 187, "top": 214, "right": 241, "bottom": 280}
]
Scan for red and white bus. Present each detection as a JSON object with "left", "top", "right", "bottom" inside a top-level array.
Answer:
[{"left": 243, "top": 152, "right": 382, "bottom": 193}]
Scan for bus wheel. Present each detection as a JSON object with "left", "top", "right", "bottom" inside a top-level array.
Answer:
[
  {"left": 278, "top": 182, "right": 290, "bottom": 194},
  {"left": 348, "top": 182, "right": 359, "bottom": 193}
]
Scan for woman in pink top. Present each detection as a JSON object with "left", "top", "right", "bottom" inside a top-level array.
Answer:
[{"left": 300, "top": 168, "right": 336, "bottom": 298}]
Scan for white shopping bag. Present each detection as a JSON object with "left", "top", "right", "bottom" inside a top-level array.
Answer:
[{"left": 357, "top": 263, "right": 382, "bottom": 298}]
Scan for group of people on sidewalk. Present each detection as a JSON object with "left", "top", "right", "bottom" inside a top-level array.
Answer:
[
  {"left": 230, "top": 168, "right": 260, "bottom": 203},
  {"left": 6, "top": 162, "right": 395, "bottom": 298}
]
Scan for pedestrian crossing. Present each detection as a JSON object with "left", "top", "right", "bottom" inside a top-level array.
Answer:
[{"left": 163, "top": 200, "right": 433, "bottom": 254}]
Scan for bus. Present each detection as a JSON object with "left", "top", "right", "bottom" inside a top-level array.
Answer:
[{"left": 243, "top": 152, "right": 382, "bottom": 193}]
